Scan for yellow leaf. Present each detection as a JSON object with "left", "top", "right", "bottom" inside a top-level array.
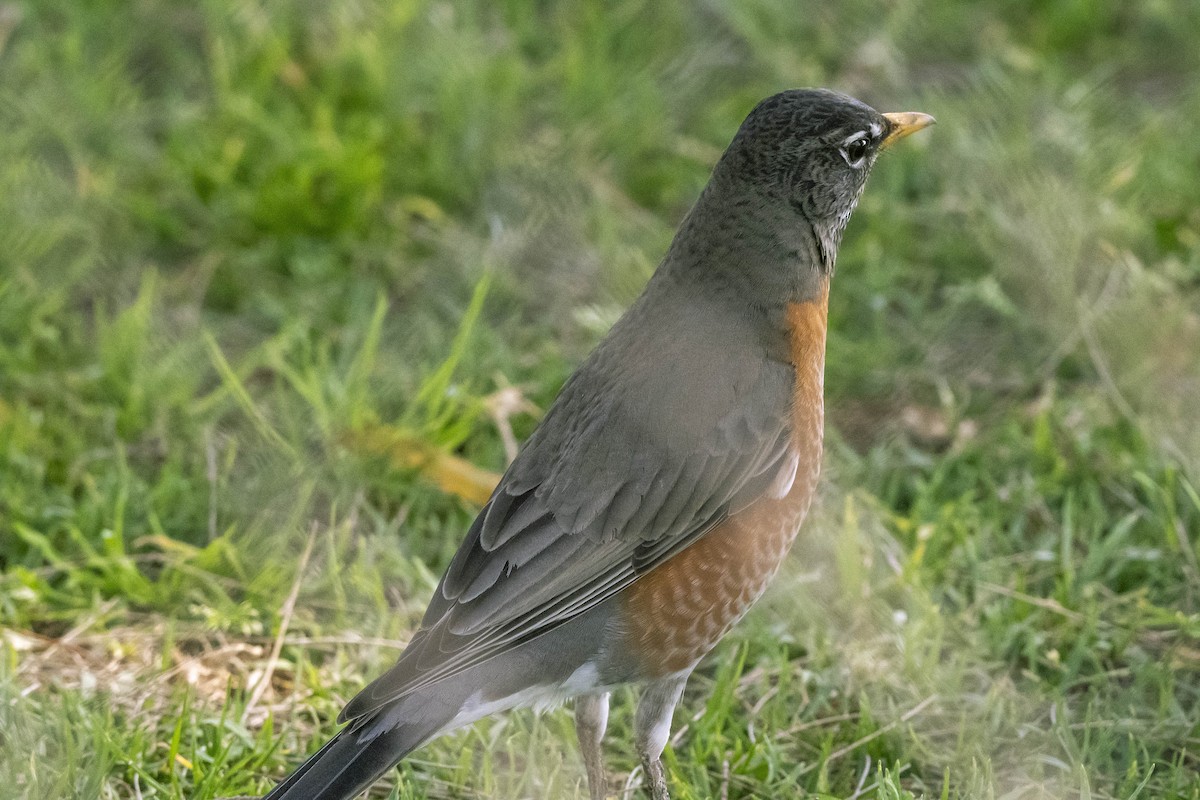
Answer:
[{"left": 348, "top": 424, "right": 500, "bottom": 505}]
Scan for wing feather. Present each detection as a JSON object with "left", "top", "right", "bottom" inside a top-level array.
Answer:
[{"left": 341, "top": 288, "right": 796, "bottom": 722}]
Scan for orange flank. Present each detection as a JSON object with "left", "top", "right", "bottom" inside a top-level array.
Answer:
[{"left": 623, "top": 280, "right": 830, "bottom": 675}]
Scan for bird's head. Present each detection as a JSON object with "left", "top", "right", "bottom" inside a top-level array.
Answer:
[{"left": 715, "top": 88, "right": 934, "bottom": 271}]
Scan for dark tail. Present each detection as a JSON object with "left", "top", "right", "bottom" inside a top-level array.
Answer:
[
  {"left": 262, "top": 691, "right": 465, "bottom": 800},
  {"left": 260, "top": 604, "right": 612, "bottom": 799}
]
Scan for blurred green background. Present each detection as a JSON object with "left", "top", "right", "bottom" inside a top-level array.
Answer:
[{"left": 2, "top": 0, "right": 1199, "bottom": 798}]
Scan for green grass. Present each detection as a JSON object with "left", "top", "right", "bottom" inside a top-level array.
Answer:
[{"left": 3, "top": 0, "right": 1200, "bottom": 797}]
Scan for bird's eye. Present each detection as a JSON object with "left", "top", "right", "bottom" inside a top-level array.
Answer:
[{"left": 841, "top": 135, "right": 871, "bottom": 167}]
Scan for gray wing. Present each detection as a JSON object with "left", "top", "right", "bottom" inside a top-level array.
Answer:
[{"left": 341, "top": 288, "right": 793, "bottom": 723}]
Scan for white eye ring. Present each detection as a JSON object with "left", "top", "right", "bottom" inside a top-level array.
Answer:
[{"left": 840, "top": 133, "right": 872, "bottom": 168}]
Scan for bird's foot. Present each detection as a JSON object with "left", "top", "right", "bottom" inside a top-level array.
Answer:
[{"left": 643, "top": 757, "right": 670, "bottom": 800}]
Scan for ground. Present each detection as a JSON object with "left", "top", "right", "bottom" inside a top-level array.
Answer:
[{"left": 2, "top": 1, "right": 1199, "bottom": 798}]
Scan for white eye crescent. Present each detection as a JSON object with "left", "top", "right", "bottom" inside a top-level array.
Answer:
[{"left": 840, "top": 133, "right": 871, "bottom": 168}]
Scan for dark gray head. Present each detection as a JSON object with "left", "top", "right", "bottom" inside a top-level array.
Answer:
[{"left": 709, "top": 88, "right": 933, "bottom": 272}]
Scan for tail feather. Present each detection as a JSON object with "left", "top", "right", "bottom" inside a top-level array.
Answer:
[
  {"left": 261, "top": 605, "right": 613, "bottom": 799},
  {"left": 262, "top": 728, "right": 389, "bottom": 800},
  {"left": 262, "top": 695, "right": 458, "bottom": 800}
]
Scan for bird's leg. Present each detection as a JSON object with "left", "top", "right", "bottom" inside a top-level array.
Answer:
[
  {"left": 575, "top": 691, "right": 610, "bottom": 800},
  {"left": 634, "top": 673, "right": 689, "bottom": 800}
]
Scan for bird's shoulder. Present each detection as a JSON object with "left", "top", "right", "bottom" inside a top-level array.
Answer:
[{"left": 517, "top": 276, "right": 794, "bottom": 483}]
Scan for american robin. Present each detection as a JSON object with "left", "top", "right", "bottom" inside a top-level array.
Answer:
[{"left": 263, "top": 88, "right": 933, "bottom": 800}]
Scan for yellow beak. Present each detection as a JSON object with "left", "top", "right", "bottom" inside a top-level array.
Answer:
[{"left": 881, "top": 111, "right": 936, "bottom": 148}]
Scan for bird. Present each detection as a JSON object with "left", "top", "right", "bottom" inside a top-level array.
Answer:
[{"left": 262, "top": 88, "right": 933, "bottom": 800}]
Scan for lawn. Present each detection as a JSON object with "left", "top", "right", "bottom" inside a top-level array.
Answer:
[{"left": 2, "top": 1, "right": 1199, "bottom": 798}]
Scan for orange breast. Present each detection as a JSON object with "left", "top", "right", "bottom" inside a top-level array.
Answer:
[{"left": 622, "top": 282, "right": 830, "bottom": 675}]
